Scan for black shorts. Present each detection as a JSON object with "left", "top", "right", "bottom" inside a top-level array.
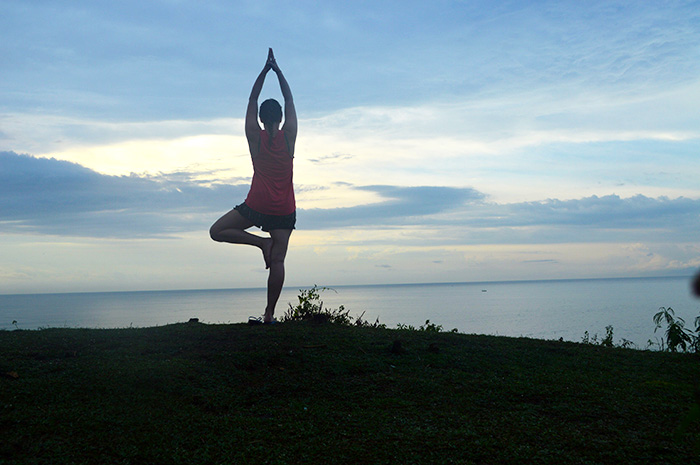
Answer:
[{"left": 235, "top": 202, "right": 296, "bottom": 232}]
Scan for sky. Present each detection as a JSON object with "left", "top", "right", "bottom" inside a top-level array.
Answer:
[{"left": 2, "top": 0, "right": 700, "bottom": 294}]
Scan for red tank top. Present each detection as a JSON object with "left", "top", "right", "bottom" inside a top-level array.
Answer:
[{"left": 244, "top": 129, "right": 295, "bottom": 215}]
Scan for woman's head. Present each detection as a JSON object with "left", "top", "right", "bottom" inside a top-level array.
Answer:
[{"left": 259, "top": 99, "right": 282, "bottom": 126}]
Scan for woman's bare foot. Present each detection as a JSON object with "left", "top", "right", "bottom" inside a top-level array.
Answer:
[{"left": 261, "top": 238, "right": 273, "bottom": 269}]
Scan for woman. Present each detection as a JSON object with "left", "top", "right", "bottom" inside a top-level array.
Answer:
[{"left": 210, "top": 48, "right": 297, "bottom": 324}]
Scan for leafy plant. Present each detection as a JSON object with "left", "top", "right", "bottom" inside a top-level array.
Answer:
[
  {"left": 581, "top": 331, "right": 595, "bottom": 345},
  {"left": 580, "top": 326, "right": 637, "bottom": 349},
  {"left": 581, "top": 327, "right": 609, "bottom": 346},
  {"left": 396, "top": 320, "right": 458, "bottom": 333},
  {"left": 284, "top": 286, "right": 452, "bottom": 331},
  {"left": 353, "top": 311, "right": 386, "bottom": 329},
  {"left": 282, "top": 285, "right": 353, "bottom": 325},
  {"left": 600, "top": 325, "right": 615, "bottom": 348},
  {"left": 421, "top": 320, "right": 443, "bottom": 332},
  {"left": 653, "top": 307, "right": 694, "bottom": 353}
]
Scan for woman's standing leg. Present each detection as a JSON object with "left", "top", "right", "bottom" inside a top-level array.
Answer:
[{"left": 264, "top": 229, "right": 293, "bottom": 322}]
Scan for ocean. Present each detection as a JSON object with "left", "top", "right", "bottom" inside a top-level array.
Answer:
[{"left": 1, "top": 276, "right": 698, "bottom": 348}]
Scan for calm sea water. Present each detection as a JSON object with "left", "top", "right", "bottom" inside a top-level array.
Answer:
[{"left": 1, "top": 277, "right": 698, "bottom": 348}]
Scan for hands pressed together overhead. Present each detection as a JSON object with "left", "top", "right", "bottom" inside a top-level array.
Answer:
[{"left": 265, "top": 48, "right": 280, "bottom": 73}]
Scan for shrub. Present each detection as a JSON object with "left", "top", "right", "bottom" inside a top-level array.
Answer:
[
  {"left": 397, "top": 320, "right": 458, "bottom": 333},
  {"left": 282, "top": 285, "right": 353, "bottom": 325},
  {"left": 283, "top": 285, "right": 387, "bottom": 328},
  {"left": 653, "top": 307, "right": 694, "bottom": 353}
]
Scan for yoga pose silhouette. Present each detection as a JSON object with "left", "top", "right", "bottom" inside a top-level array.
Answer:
[{"left": 210, "top": 49, "right": 297, "bottom": 324}]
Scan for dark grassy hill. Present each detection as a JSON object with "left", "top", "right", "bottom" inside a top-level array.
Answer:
[{"left": 1, "top": 321, "right": 698, "bottom": 464}]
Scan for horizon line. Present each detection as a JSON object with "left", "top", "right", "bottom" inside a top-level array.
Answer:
[{"left": 1, "top": 274, "right": 694, "bottom": 297}]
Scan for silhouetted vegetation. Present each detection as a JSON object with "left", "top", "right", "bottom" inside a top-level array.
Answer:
[
  {"left": 282, "top": 285, "right": 353, "bottom": 325},
  {"left": 651, "top": 307, "right": 700, "bottom": 353},
  {"left": 2, "top": 321, "right": 698, "bottom": 464},
  {"left": 282, "top": 284, "right": 385, "bottom": 328},
  {"left": 3, "top": 286, "right": 700, "bottom": 463}
]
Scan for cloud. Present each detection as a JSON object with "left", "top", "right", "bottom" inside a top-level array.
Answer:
[
  {"left": 308, "top": 153, "right": 353, "bottom": 165},
  {"left": 302, "top": 186, "right": 700, "bottom": 240},
  {"left": 2, "top": 152, "right": 699, "bottom": 245},
  {"left": 1, "top": 152, "right": 486, "bottom": 238},
  {"left": 0, "top": 151, "right": 246, "bottom": 237},
  {"left": 500, "top": 195, "right": 700, "bottom": 229},
  {"left": 300, "top": 185, "right": 485, "bottom": 229},
  {"left": 6, "top": 0, "right": 700, "bottom": 124}
]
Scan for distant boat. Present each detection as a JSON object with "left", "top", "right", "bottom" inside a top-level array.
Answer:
[{"left": 481, "top": 289, "right": 487, "bottom": 292}]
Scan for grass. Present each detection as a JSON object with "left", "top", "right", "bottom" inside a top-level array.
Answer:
[{"left": 1, "top": 321, "right": 699, "bottom": 464}]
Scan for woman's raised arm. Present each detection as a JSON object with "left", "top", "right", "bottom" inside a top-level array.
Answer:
[
  {"left": 245, "top": 57, "right": 272, "bottom": 156},
  {"left": 268, "top": 49, "right": 297, "bottom": 152}
]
